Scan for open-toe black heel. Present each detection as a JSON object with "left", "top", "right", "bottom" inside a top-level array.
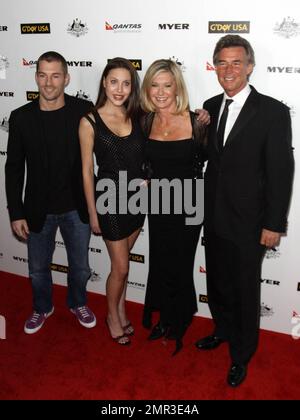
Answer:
[{"left": 105, "top": 319, "right": 131, "bottom": 345}]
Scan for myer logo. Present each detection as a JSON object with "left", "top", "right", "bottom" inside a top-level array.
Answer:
[
  {"left": 20, "top": 23, "right": 50, "bottom": 34},
  {"left": 51, "top": 263, "right": 68, "bottom": 273},
  {"left": 158, "top": 23, "right": 189, "bottom": 30},
  {"left": 0, "top": 151, "right": 7, "bottom": 157},
  {"left": 267, "top": 66, "right": 300, "bottom": 74},
  {"left": 0, "top": 92, "right": 14, "bottom": 97},
  {"left": 0, "top": 26, "right": 8, "bottom": 31},
  {"left": 129, "top": 253, "right": 145, "bottom": 264},
  {"left": 260, "top": 278, "right": 280, "bottom": 286},
  {"left": 13, "top": 256, "right": 28, "bottom": 263},
  {"left": 208, "top": 21, "right": 250, "bottom": 33},
  {"left": 199, "top": 294, "right": 208, "bottom": 303},
  {"left": 67, "top": 61, "right": 92, "bottom": 67},
  {"left": 88, "top": 246, "right": 102, "bottom": 254},
  {"left": 26, "top": 91, "right": 39, "bottom": 101}
]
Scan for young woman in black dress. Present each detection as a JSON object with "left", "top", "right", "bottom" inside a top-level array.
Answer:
[{"left": 79, "top": 58, "right": 145, "bottom": 345}]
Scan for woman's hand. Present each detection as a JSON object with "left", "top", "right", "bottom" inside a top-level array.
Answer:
[{"left": 89, "top": 214, "right": 101, "bottom": 235}]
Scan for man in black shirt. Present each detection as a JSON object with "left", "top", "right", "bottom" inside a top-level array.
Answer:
[{"left": 5, "top": 51, "right": 96, "bottom": 334}]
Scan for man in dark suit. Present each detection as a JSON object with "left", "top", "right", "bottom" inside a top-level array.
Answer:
[
  {"left": 5, "top": 51, "right": 96, "bottom": 334},
  {"left": 195, "top": 35, "right": 294, "bottom": 386}
]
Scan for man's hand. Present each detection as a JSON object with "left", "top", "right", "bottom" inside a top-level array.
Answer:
[
  {"left": 260, "top": 228, "right": 281, "bottom": 248},
  {"left": 195, "top": 108, "right": 210, "bottom": 125},
  {"left": 11, "top": 219, "right": 29, "bottom": 240}
]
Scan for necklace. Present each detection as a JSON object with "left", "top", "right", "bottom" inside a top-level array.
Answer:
[{"left": 163, "top": 130, "right": 170, "bottom": 137}]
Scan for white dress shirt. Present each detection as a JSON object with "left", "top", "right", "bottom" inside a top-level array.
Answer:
[{"left": 218, "top": 84, "right": 251, "bottom": 145}]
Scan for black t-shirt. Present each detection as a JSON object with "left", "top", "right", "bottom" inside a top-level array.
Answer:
[{"left": 40, "top": 106, "right": 75, "bottom": 214}]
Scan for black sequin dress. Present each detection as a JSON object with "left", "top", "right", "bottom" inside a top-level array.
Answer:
[{"left": 85, "top": 110, "right": 145, "bottom": 241}]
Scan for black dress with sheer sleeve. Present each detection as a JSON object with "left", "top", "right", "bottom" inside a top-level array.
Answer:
[
  {"left": 141, "top": 111, "right": 206, "bottom": 353},
  {"left": 84, "top": 110, "right": 146, "bottom": 241}
]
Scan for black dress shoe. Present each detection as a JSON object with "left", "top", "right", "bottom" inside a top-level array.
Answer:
[
  {"left": 195, "top": 334, "right": 224, "bottom": 350},
  {"left": 148, "top": 322, "right": 167, "bottom": 340},
  {"left": 227, "top": 364, "right": 247, "bottom": 387}
]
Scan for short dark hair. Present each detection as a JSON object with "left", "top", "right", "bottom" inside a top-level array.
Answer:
[
  {"left": 213, "top": 35, "right": 255, "bottom": 66},
  {"left": 95, "top": 57, "right": 140, "bottom": 120},
  {"left": 36, "top": 51, "right": 68, "bottom": 74}
]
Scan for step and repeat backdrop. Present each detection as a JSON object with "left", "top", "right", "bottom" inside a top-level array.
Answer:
[{"left": 1, "top": 0, "right": 299, "bottom": 336}]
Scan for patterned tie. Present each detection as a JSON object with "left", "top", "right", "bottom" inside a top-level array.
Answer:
[{"left": 217, "top": 99, "right": 233, "bottom": 151}]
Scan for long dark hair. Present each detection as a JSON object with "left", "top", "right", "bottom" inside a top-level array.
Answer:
[{"left": 95, "top": 57, "right": 140, "bottom": 120}]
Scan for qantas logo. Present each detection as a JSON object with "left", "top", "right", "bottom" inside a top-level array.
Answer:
[
  {"left": 105, "top": 21, "right": 142, "bottom": 32},
  {"left": 206, "top": 62, "right": 215, "bottom": 71},
  {"left": 23, "top": 58, "right": 37, "bottom": 67}
]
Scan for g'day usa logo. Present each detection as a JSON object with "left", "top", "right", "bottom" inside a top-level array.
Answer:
[
  {"left": 108, "top": 58, "right": 142, "bottom": 71},
  {"left": 274, "top": 16, "right": 300, "bottom": 39},
  {"left": 67, "top": 18, "right": 88, "bottom": 37},
  {"left": 208, "top": 21, "right": 250, "bottom": 33},
  {"left": 20, "top": 23, "right": 50, "bottom": 34}
]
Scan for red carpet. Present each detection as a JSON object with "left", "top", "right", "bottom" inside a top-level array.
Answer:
[{"left": 0, "top": 270, "right": 299, "bottom": 400}]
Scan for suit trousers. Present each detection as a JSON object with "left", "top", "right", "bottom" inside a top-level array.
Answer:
[{"left": 204, "top": 230, "right": 265, "bottom": 364}]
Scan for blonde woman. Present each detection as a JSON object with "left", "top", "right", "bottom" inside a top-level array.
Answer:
[{"left": 140, "top": 59, "right": 207, "bottom": 354}]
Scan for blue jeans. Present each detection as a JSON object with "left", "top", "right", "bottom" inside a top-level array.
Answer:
[{"left": 27, "top": 210, "right": 91, "bottom": 313}]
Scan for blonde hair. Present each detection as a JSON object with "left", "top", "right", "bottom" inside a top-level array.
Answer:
[{"left": 141, "top": 59, "right": 189, "bottom": 114}]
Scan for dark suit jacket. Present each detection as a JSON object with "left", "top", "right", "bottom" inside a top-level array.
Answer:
[
  {"left": 5, "top": 94, "right": 93, "bottom": 232},
  {"left": 203, "top": 86, "right": 294, "bottom": 242}
]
